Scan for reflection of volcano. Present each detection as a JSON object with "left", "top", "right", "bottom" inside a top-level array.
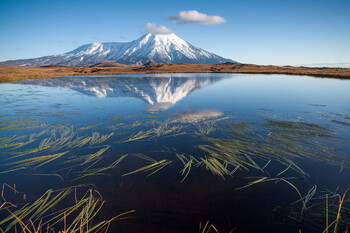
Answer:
[{"left": 21, "top": 74, "right": 225, "bottom": 111}]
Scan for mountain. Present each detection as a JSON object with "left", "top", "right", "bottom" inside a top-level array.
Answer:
[
  {"left": 0, "top": 33, "right": 234, "bottom": 66},
  {"left": 19, "top": 73, "right": 226, "bottom": 111}
]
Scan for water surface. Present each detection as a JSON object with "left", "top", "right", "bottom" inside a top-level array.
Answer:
[{"left": 1, "top": 73, "right": 350, "bottom": 232}]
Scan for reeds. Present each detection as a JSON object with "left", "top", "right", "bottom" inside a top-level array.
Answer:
[
  {"left": 0, "top": 151, "right": 69, "bottom": 174},
  {"left": 264, "top": 179, "right": 350, "bottom": 233},
  {"left": 193, "top": 120, "right": 216, "bottom": 136},
  {"left": 198, "top": 157, "right": 231, "bottom": 179},
  {"left": 119, "top": 120, "right": 183, "bottom": 143},
  {"left": 199, "top": 221, "right": 219, "bottom": 233},
  {"left": 194, "top": 118, "right": 349, "bottom": 180},
  {"left": 176, "top": 153, "right": 198, "bottom": 182},
  {"left": 123, "top": 158, "right": 172, "bottom": 177},
  {"left": 0, "top": 124, "right": 117, "bottom": 179},
  {"left": 1, "top": 116, "right": 348, "bottom": 184},
  {"left": 119, "top": 129, "right": 154, "bottom": 143},
  {"left": 0, "top": 185, "right": 135, "bottom": 233},
  {"left": 73, "top": 154, "right": 127, "bottom": 181},
  {"left": 1, "top": 114, "right": 350, "bottom": 232},
  {"left": 90, "top": 132, "right": 114, "bottom": 145},
  {"left": 0, "top": 119, "right": 38, "bottom": 131}
]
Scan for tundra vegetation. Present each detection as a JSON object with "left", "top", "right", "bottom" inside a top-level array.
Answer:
[{"left": 1, "top": 63, "right": 350, "bottom": 82}]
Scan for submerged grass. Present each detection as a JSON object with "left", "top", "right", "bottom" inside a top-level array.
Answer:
[
  {"left": 176, "top": 153, "right": 198, "bottom": 182},
  {"left": 234, "top": 176, "right": 350, "bottom": 232},
  {"left": 0, "top": 184, "right": 135, "bottom": 233},
  {"left": 0, "top": 116, "right": 348, "bottom": 184},
  {"left": 118, "top": 119, "right": 185, "bottom": 144},
  {"left": 199, "top": 221, "right": 219, "bottom": 233},
  {"left": 0, "top": 119, "right": 38, "bottom": 131},
  {"left": 123, "top": 158, "right": 172, "bottom": 177},
  {"left": 119, "top": 129, "right": 154, "bottom": 143},
  {"left": 0, "top": 139, "right": 36, "bottom": 149},
  {"left": 195, "top": 119, "right": 349, "bottom": 180},
  {"left": 288, "top": 185, "right": 350, "bottom": 233},
  {"left": 1, "top": 114, "right": 350, "bottom": 232},
  {"left": 73, "top": 154, "right": 127, "bottom": 181},
  {"left": 0, "top": 151, "right": 69, "bottom": 175},
  {"left": 0, "top": 124, "right": 118, "bottom": 179},
  {"left": 198, "top": 157, "right": 231, "bottom": 179}
]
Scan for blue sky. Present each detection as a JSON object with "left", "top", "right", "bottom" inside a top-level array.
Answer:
[{"left": 0, "top": 0, "right": 349, "bottom": 65}]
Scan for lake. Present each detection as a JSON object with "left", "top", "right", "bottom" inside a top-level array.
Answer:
[{"left": 0, "top": 73, "right": 350, "bottom": 233}]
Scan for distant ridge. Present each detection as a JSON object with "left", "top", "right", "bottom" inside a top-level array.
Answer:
[
  {"left": 296, "top": 63, "right": 350, "bottom": 69},
  {"left": 0, "top": 33, "right": 234, "bottom": 67}
]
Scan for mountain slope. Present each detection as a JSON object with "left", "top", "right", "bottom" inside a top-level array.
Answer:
[{"left": 0, "top": 33, "right": 234, "bottom": 66}]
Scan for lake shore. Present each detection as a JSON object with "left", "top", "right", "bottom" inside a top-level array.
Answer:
[{"left": 1, "top": 62, "right": 350, "bottom": 82}]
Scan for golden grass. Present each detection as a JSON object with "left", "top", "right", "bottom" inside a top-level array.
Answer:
[
  {"left": 1, "top": 63, "right": 350, "bottom": 82},
  {"left": 122, "top": 159, "right": 172, "bottom": 177},
  {"left": 0, "top": 184, "right": 135, "bottom": 233},
  {"left": 1, "top": 113, "right": 350, "bottom": 232}
]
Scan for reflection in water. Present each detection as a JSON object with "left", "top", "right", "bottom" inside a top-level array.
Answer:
[
  {"left": 21, "top": 74, "right": 226, "bottom": 111},
  {"left": 171, "top": 110, "right": 223, "bottom": 122},
  {"left": 1, "top": 74, "right": 350, "bottom": 233}
]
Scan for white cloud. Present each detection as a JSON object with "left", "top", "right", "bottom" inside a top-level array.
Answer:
[
  {"left": 143, "top": 23, "right": 173, "bottom": 34},
  {"left": 168, "top": 10, "right": 226, "bottom": 25}
]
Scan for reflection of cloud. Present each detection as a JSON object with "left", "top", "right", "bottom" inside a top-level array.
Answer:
[
  {"left": 172, "top": 110, "right": 223, "bottom": 122},
  {"left": 88, "top": 86, "right": 110, "bottom": 98},
  {"left": 168, "top": 10, "right": 226, "bottom": 25},
  {"left": 143, "top": 23, "right": 173, "bottom": 34},
  {"left": 147, "top": 102, "right": 174, "bottom": 112}
]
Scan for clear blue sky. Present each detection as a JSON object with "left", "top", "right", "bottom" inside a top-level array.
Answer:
[{"left": 0, "top": 0, "right": 349, "bottom": 65}]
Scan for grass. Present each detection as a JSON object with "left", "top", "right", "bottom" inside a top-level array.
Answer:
[
  {"left": 122, "top": 158, "right": 172, "bottom": 177},
  {"left": 176, "top": 153, "right": 196, "bottom": 182},
  {"left": 195, "top": 118, "right": 350, "bottom": 180},
  {"left": 199, "top": 221, "right": 219, "bottom": 233},
  {"left": 0, "top": 184, "right": 135, "bottom": 233},
  {"left": 0, "top": 123, "right": 118, "bottom": 179},
  {"left": 73, "top": 154, "right": 127, "bottom": 181},
  {"left": 234, "top": 177, "right": 350, "bottom": 233},
  {"left": 1, "top": 114, "right": 350, "bottom": 232},
  {"left": 0, "top": 115, "right": 348, "bottom": 183},
  {"left": 1, "top": 63, "right": 350, "bottom": 83},
  {"left": 199, "top": 220, "right": 236, "bottom": 233},
  {"left": 0, "top": 151, "right": 69, "bottom": 174},
  {"left": 118, "top": 120, "right": 184, "bottom": 143}
]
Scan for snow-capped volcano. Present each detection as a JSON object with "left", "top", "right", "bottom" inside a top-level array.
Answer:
[{"left": 0, "top": 33, "right": 234, "bottom": 66}]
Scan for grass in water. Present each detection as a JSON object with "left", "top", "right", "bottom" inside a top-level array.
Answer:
[
  {"left": 0, "top": 184, "right": 135, "bottom": 233},
  {"left": 0, "top": 151, "right": 69, "bottom": 174},
  {"left": 176, "top": 153, "right": 198, "bottom": 182},
  {"left": 123, "top": 158, "right": 172, "bottom": 177},
  {"left": 73, "top": 154, "right": 127, "bottom": 181}
]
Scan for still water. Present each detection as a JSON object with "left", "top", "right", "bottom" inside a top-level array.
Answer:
[{"left": 0, "top": 73, "right": 350, "bottom": 232}]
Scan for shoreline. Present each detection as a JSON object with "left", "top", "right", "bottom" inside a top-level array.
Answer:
[{"left": 1, "top": 63, "right": 350, "bottom": 82}]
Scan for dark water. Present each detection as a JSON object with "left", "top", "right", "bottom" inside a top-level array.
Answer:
[{"left": 0, "top": 73, "right": 350, "bottom": 232}]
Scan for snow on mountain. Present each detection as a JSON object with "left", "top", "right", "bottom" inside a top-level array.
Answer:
[
  {"left": 19, "top": 74, "right": 226, "bottom": 111},
  {"left": 0, "top": 33, "right": 234, "bottom": 66}
]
